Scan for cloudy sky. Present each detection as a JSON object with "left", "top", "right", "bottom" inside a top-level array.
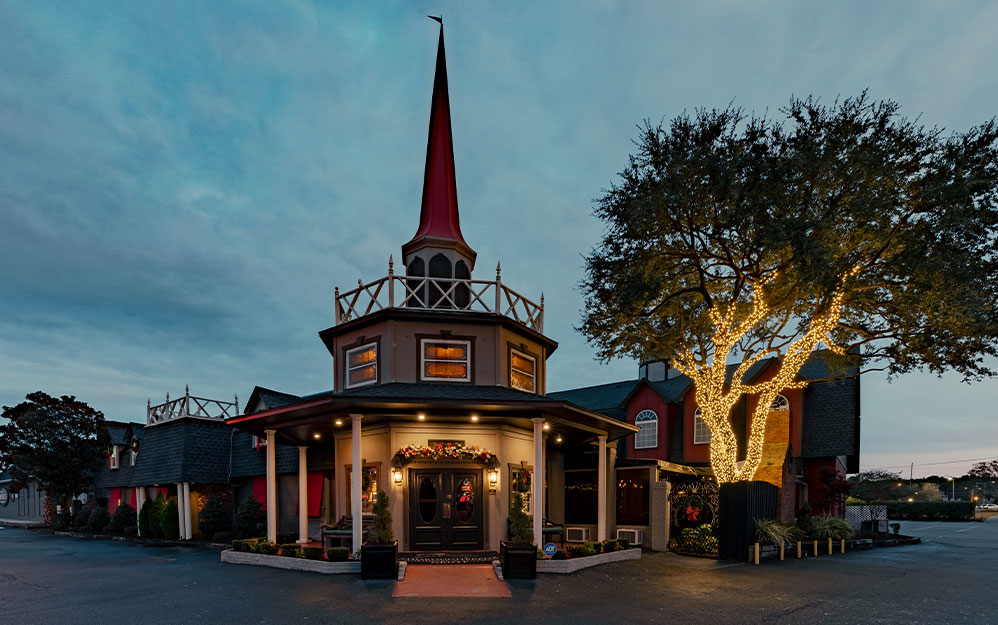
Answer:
[{"left": 2, "top": 1, "right": 997, "bottom": 477}]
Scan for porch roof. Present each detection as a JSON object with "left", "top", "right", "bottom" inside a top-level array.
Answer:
[{"left": 226, "top": 382, "right": 638, "bottom": 447}]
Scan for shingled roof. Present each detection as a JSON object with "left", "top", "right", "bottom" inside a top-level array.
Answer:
[{"left": 128, "top": 418, "right": 232, "bottom": 485}]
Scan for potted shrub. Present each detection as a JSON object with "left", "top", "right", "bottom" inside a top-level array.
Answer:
[
  {"left": 361, "top": 489, "right": 398, "bottom": 579},
  {"left": 501, "top": 488, "right": 537, "bottom": 578}
]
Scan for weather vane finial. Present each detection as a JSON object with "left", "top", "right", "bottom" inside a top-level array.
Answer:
[{"left": 428, "top": 15, "right": 442, "bottom": 24}]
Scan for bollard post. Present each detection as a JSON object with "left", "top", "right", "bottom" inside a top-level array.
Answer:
[
  {"left": 780, "top": 543, "right": 784, "bottom": 561},
  {"left": 828, "top": 537, "right": 833, "bottom": 555},
  {"left": 754, "top": 543, "right": 760, "bottom": 565},
  {"left": 841, "top": 539, "right": 846, "bottom": 554},
  {"left": 813, "top": 540, "right": 818, "bottom": 557},
  {"left": 797, "top": 541, "right": 802, "bottom": 559}
]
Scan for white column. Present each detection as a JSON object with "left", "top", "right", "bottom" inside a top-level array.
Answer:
[
  {"left": 597, "top": 434, "right": 607, "bottom": 542},
  {"left": 297, "top": 446, "right": 308, "bottom": 544},
  {"left": 182, "top": 482, "right": 192, "bottom": 540},
  {"left": 135, "top": 488, "right": 146, "bottom": 537},
  {"left": 265, "top": 429, "right": 277, "bottom": 542},
  {"left": 351, "top": 414, "right": 363, "bottom": 551},
  {"left": 532, "top": 417, "right": 544, "bottom": 546},
  {"left": 176, "top": 483, "right": 186, "bottom": 539}
]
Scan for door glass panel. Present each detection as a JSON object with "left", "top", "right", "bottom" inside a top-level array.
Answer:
[
  {"left": 456, "top": 477, "right": 474, "bottom": 524},
  {"left": 419, "top": 477, "right": 437, "bottom": 524}
]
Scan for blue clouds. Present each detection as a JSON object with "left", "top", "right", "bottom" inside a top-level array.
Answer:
[{"left": 1, "top": 1, "right": 997, "bottom": 475}]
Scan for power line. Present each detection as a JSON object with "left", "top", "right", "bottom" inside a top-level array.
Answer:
[{"left": 863, "top": 455, "right": 998, "bottom": 472}]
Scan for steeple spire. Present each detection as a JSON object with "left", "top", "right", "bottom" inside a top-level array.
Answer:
[{"left": 402, "top": 20, "right": 476, "bottom": 270}]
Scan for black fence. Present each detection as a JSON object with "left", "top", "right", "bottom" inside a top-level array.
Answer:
[{"left": 718, "top": 481, "right": 778, "bottom": 560}]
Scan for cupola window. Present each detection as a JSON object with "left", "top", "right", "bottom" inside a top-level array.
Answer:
[
  {"left": 421, "top": 339, "right": 471, "bottom": 381},
  {"left": 510, "top": 349, "right": 536, "bottom": 392},
  {"left": 346, "top": 342, "right": 378, "bottom": 389}
]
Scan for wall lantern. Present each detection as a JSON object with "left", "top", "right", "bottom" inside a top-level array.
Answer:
[
  {"left": 392, "top": 467, "right": 403, "bottom": 486},
  {"left": 488, "top": 467, "right": 499, "bottom": 493}
]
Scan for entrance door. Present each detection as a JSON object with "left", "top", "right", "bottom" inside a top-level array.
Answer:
[{"left": 409, "top": 468, "right": 484, "bottom": 550}]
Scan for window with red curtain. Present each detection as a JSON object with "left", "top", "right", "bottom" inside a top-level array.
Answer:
[
  {"left": 251, "top": 475, "right": 267, "bottom": 511},
  {"left": 297, "top": 472, "right": 324, "bottom": 517},
  {"left": 107, "top": 487, "right": 121, "bottom": 514}
]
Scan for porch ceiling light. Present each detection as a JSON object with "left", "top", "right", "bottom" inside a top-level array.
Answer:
[
  {"left": 418, "top": 413, "right": 426, "bottom": 421},
  {"left": 543, "top": 423, "right": 550, "bottom": 431},
  {"left": 335, "top": 419, "right": 343, "bottom": 426},
  {"left": 555, "top": 435, "right": 563, "bottom": 444},
  {"left": 392, "top": 467, "right": 403, "bottom": 485},
  {"left": 313, "top": 433, "right": 321, "bottom": 440},
  {"left": 471, "top": 414, "right": 479, "bottom": 422}
]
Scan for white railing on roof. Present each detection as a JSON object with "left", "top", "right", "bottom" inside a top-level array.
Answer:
[
  {"left": 334, "top": 258, "right": 544, "bottom": 333},
  {"left": 147, "top": 386, "right": 239, "bottom": 425}
]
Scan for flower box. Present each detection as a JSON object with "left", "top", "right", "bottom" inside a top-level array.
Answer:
[
  {"left": 500, "top": 541, "right": 537, "bottom": 579},
  {"left": 361, "top": 541, "right": 398, "bottom": 580}
]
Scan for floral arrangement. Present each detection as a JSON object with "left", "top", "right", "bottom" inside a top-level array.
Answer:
[
  {"left": 512, "top": 469, "right": 531, "bottom": 494},
  {"left": 397, "top": 443, "right": 493, "bottom": 463}
]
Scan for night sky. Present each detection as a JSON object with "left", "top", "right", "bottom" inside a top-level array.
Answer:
[{"left": 2, "top": 1, "right": 997, "bottom": 477}]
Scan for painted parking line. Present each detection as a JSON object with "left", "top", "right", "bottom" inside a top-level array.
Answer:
[{"left": 906, "top": 524, "right": 940, "bottom": 533}]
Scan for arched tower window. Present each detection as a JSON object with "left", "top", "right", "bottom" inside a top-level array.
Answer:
[
  {"left": 428, "top": 253, "right": 452, "bottom": 307},
  {"left": 454, "top": 260, "right": 470, "bottom": 308},
  {"left": 693, "top": 407, "right": 711, "bottom": 445},
  {"left": 634, "top": 410, "right": 658, "bottom": 449},
  {"left": 406, "top": 257, "right": 426, "bottom": 308}
]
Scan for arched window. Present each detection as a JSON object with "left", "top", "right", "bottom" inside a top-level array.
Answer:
[
  {"left": 428, "top": 254, "right": 452, "bottom": 307},
  {"left": 693, "top": 407, "right": 711, "bottom": 445},
  {"left": 771, "top": 394, "right": 789, "bottom": 411},
  {"left": 634, "top": 409, "right": 658, "bottom": 449},
  {"left": 454, "top": 260, "right": 470, "bottom": 308},
  {"left": 406, "top": 257, "right": 426, "bottom": 308}
]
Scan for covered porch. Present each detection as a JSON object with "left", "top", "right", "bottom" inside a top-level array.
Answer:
[{"left": 226, "top": 385, "right": 637, "bottom": 551}]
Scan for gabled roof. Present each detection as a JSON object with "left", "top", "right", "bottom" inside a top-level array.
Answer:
[
  {"left": 245, "top": 386, "right": 302, "bottom": 415},
  {"left": 129, "top": 423, "right": 145, "bottom": 440},
  {"left": 547, "top": 380, "right": 638, "bottom": 418},
  {"left": 128, "top": 418, "right": 232, "bottom": 486},
  {"left": 104, "top": 421, "right": 133, "bottom": 446}
]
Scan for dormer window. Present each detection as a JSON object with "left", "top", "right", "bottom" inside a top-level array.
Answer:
[
  {"left": 346, "top": 342, "right": 378, "bottom": 389},
  {"left": 510, "top": 349, "right": 536, "bottom": 392},
  {"left": 421, "top": 339, "right": 471, "bottom": 382},
  {"left": 108, "top": 445, "right": 119, "bottom": 470},
  {"left": 634, "top": 409, "right": 658, "bottom": 449}
]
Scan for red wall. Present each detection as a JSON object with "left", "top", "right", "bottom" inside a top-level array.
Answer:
[
  {"left": 624, "top": 384, "right": 671, "bottom": 459},
  {"left": 806, "top": 456, "right": 847, "bottom": 516}
]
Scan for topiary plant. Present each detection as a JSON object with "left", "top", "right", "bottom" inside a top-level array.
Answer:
[
  {"left": 197, "top": 495, "right": 231, "bottom": 540},
  {"left": 73, "top": 507, "right": 92, "bottom": 530},
  {"left": 139, "top": 496, "right": 165, "bottom": 538},
  {"left": 233, "top": 496, "right": 265, "bottom": 539},
  {"left": 508, "top": 492, "right": 534, "bottom": 545},
  {"left": 367, "top": 489, "right": 394, "bottom": 544},
  {"left": 795, "top": 502, "right": 814, "bottom": 538},
  {"left": 89, "top": 507, "right": 111, "bottom": 532},
  {"left": 161, "top": 497, "right": 180, "bottom": 539},
  {"left": 110, "top": 503, "right": 136, "bottom": 533}
]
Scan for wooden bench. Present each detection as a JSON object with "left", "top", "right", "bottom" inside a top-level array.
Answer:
[
  {"left": 506, "top": 518, "right": 565, "bottom": 547},
  {"left": 320, "top": 514, "right": 374, "bottom": 550}
]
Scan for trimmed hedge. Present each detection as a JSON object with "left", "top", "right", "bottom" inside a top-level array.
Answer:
[
  {"left": 233, "top": 496, "right": 265, "bottom": 539},
  {"left": 303, "top": 546, "right": 325, "bottom": 560},
  {"left": 110, "top": 503, "right": 136, "bottom": 533},
  {"left": 89, "top": 507, "right": 111, "bottom": 531},
  {"left": 326, "top": 547, "right": 350, "bottom": 562},
  {"left": 139, "top": 497, "right": 165, "bottom": 538},
  {"left": 197, "top": 495, "right": 231, "bottom": 539},
  {"left": 882, "top": 501, "right": 975, "bottom": 521},
  {"left": 161, "top": 497, "right": 180, "bottom": 539},
  {"left": 280, "top": 544, "right": 302, "bottom": 558},
  {"left": 253, "top": 541, "right": 278, "bottom": 555}
]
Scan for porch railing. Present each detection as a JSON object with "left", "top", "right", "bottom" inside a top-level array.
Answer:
[
  {"left": 334, "top": 259, "right": 543, "bottom": 333},
  {"left": 147, "top": 386, "right": 239, "bottom": 425}
]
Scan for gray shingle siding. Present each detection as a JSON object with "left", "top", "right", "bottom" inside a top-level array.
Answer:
[
  {"left": 801, "top": 377, "right": 860, "bottom": 458},
  {"left": 228, "top": 431, "right": 334, "bottom": 478}
]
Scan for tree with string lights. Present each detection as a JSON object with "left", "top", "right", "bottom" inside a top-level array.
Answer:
[{"left": 581, "top": 93, "right": 998, "bottom": 483}]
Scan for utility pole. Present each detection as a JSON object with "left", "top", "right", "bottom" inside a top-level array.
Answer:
[{"left": 910, "top": 462, "right": 913, "bottom": 486}]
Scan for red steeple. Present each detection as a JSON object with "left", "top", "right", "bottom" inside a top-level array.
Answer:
[{"left": 403, "top": 22, "right": 476, "bottom": 265}]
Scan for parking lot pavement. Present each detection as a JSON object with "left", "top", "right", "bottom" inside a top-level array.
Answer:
[{"left": 2, "top": 521, "right": 996, "bottom": 625}]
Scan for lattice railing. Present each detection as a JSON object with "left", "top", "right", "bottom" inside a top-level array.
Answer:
[
  {"left": 335, "top": 261, "right": 543, "bottom": 332},
  {"left": 147, "top": 386, "right": 239, "bottom": 425}
]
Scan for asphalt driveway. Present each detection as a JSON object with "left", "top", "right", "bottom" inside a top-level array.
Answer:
[{"left": 1, "top": 519, "right": 994, "bottom": 625}]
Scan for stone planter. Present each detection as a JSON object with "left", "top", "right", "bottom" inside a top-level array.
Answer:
[
  {"left": 221, "top": 549, "right": 360, "bottom": 574},
  {"left": 500, "top": 541, "right": 537, "bottom": 579},
  {"left": 361, "top": 541, "right": 398, "bottom": 580},
  {"left": 536, "top": 547, "right": 641, "bottom": 574}
]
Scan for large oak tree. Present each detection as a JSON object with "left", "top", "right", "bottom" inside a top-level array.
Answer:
[{"left": 581, "top": 94, "right": 998, "bottom": 483}]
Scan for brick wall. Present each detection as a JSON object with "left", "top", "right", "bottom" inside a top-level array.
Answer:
[{"left": 650, "top": 478, "right": 672, "bottom": 551}]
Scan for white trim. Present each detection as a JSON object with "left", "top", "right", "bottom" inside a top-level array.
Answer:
[
  {"left": 419, "top": 338, "right": 471, "bottom": 382},
  {"left": 510, "top": 348, "right": 537, "bottom": 393},
  {"left": 692, "top": 407, "right": 711, "bottom": 445},
  {"left": 772, "top": 394, "right": 790, "bottom": 411},
  {"left": 633, "top": 409, "right": 658, "bottom": 449},
  {"left": 345, "top": 342, "right": 378, "bottom": 389}
]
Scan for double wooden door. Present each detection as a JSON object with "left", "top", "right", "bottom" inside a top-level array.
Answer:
[{"left": 409, "top": 468, "right": 484, "bottom": 550}]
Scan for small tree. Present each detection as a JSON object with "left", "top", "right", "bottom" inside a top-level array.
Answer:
[
  {"left": 110, "top": 503, "right": 136, "bottom": 533},
  {"left": 367, "top": 490, "right": 394, "bottom": 544},
  {"left": 89, "top": 507, "right": 111, "bottom": 531},
  {"left": 73, "top": 507, "right": 92, "bottom": 530},
  {"left": 139, "top": 496, "right": 164, "bottom": 538},
  {"left": 0, "top": 392, "right": 107, "bottom": 506},
  {"left": 197, "top": 495, "right": 231, "bottom": 539},
  {"left": 508, "top": 492, "right": 534, "bottom": 545},
  {"left": 233, "top": 495, "right": 265, "bottom": 539},
  {"left": 161, "top": 497, "right": 180, "bottom": 539}
]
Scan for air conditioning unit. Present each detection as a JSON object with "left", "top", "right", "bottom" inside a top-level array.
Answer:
[
  {"left": 616, "top": 528, "right": 644, "bottom": 546},
  {"left": 565, "top": 527, "right": 591, "bottom": 543}
]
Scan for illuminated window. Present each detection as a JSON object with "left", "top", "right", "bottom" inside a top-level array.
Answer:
[
  {"left": 421, "top": 339, "right": 471, "bottom": 382},
  {"left": 108, "top": 445, "right": 119, "bottom": 470},
  {"left": 348, "top": 464, "right": 379, "bottom": 515},
  {"left": 345, "top": 342, "right": 378, "bottom": 389},
  {"left": 693, "top": 407, "right": 711, "bottom": 445},
  {"left": 510, "top": 349, "right": 536, "bottom": 392},
  {"left": 633, "top": 410, "right": 658, "bottom": 449},
  {"left": 771, "top": 394, "right": 789, "bottom": 411}
]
